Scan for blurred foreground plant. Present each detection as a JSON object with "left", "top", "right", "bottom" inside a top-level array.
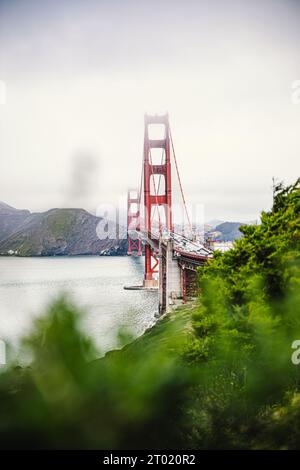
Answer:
[
  {"left": 0, "top": 179, "right": 299, "bottom": 449},
  {"left": 0, "top": 297, "right": 194, "bottom": 449},
  {"left": 185, "top": 179, "right": 300, "bottom": 449}
]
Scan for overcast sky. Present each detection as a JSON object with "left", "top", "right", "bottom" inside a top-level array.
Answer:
[{"left": 0, "top": 0, "right": 299, "bottom": 222}]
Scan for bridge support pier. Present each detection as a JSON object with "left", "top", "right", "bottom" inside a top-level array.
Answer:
[
  {"left": 159, "top": 239, "right": 182, "bottom": 314},
  {"left": 144, "top": 278, "right": 158, "bottom": 289}
]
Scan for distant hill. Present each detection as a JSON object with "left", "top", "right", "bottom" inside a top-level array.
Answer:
[
  {"left": 206, "top": 219, "right": 224, "bottom": 229},
  {"left": 0, "top": 202, "right": 31, "bottom": 242},
  {"left": 0, "top": 204, "right": 127, "bottom": 256},
  {"left": 205, "top": 220, "right": 256, "bottom": 241},
  {"left": 213, "top": 222, "right": 244, "bottom": 241}
]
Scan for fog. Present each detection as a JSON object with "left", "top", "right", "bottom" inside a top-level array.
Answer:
[{"left": 0, "top": 0, "right": 299, "bottom": 221}]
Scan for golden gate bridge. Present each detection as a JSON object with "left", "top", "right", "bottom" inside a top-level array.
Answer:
[{"left": 126, "top": 114, "right": 212, "bottom": 313}]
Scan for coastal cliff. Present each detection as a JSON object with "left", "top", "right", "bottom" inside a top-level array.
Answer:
[{"left": 0, "top": 203, "right": 127, "bottom": 256}]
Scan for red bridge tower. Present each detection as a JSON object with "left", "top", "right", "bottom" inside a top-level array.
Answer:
[{"left": 143, "top": 114, "right": 173, "bottom": 288}]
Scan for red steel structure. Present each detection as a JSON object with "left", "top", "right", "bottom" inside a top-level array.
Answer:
[
  {"left": 127, "top": 188, "right": 142, "bottom": 256},
  {"left": 143, "top": 114, "right": 173, "bottom": 287}
]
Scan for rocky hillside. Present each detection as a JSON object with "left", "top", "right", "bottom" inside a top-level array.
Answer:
[
  {"left": 214, "top": 221, "right": 243, "bottom": 241},
  {"left": 0, "top": 202, "right": 31, "bottom": 242},
  {"left": 0, "top": 203, "right": 127, "bottom": 256},
  {"left": 205, "top": 221, "right": 244, "bottom": 242}
]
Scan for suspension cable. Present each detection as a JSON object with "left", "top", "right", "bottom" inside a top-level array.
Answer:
[
  {"left": 137, "top": 152, "right": 144, "bottom": 232},
  {"left": 169, "top": 126, "right": 193, "bottom": 236}
]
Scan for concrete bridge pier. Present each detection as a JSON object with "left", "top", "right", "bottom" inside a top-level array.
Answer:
[{"left": 159, "top": 238, "right": 182, "bottom": 314}]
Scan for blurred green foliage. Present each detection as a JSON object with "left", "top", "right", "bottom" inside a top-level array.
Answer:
[
  {"left": 0, "top": 298, "right": 195, "bottom": 449},
  {"left": 0, "top": 179, "right": 299, "bottom": 449},
  {"left": 186, "top": 178, "right": 300, "bottom": 449}
]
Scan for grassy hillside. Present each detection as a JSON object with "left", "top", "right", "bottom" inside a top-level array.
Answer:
[{"left": 0, "top": 202, "right": 30, "bottom": 242}]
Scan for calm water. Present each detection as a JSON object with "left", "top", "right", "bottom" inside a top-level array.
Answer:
[{"left": 0, "top": 256, "right": 158, "bottom": 353}]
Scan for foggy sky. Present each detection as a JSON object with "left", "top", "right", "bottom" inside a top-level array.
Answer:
[{"left": 0, "top": 0, "right": 299, "bottom": 222}]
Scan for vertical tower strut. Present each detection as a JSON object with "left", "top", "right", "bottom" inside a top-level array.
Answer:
[
  {"left": 143, "top": 114, "right": 173, "bottom": 288},
  {"left": 127, "top": 188, "right": 142, "bottom": 256}
]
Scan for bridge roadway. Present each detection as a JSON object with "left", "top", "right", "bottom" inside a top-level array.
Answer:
[
  {"left": 158, "top": 233, "right": 212, "bottom": 313},
  {"left": 126, "top": 230, "right": 212, "bottom": 313}
]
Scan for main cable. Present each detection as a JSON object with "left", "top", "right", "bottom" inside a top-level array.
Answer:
[{"left": 169, "top": 126, "right": 193, "bottom": 236}]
